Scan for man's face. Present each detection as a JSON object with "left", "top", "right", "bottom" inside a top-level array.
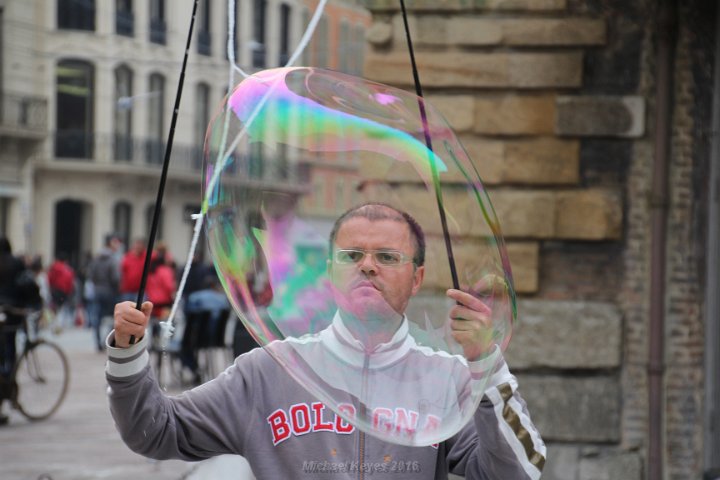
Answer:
[{"left": 328, "top": 217, "right": 424, "bottom": 320}]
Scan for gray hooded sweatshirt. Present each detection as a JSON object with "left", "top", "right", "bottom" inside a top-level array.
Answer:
[{"left": 106, "top": 317, "right": 545, "bottom": 479}]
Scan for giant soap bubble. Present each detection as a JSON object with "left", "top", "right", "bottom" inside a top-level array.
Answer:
[{"left": 203, "top": 67, "right": 515, "bottom": 446}]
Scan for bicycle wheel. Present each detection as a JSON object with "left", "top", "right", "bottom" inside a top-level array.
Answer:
[{"left": 14, "top": 340, "right": 70, "bottom": 420}]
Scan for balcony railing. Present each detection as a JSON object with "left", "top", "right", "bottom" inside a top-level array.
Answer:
[
  {"left": 50, "top": 133, "right": 308, "bottom": 188},
  {"left": 149, "top": 18, "right": 167, "bottom": 45},
  {"left": 0, "top": 93, "right": 47, "bottom": 133},
  {"left": 55, "top": 130, "right": 94, "bottom": 159},
  {"left": 116, "top": 11, "right": 134, "bottom": 37}
]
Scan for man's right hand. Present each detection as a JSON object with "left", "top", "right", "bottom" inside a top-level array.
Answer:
[{"left": 113, "top": 301, "right": 153, "bottom": 348}]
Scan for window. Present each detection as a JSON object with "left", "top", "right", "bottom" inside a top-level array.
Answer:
[
  {"left": 149, "top": 0, "right": 166, "bottom": 45},
  {"left": 198, "top": 0, "right": 211, "bottom": 56},
  {"left": 195, "top": 83, "right": 210, "bottom": 170},
  {"left": 315, "top": 16, "right": 328, "bottom": 68},
  {"left": 279, "top": 4, "right": 291, "bottom": 66},
  {"left": 338, "top": 20, "right": 350, "bottom": 72},
  {"left": 252, "top": 0, "right": 267, "bottom": 68},
  {"left": 300, "top": 9, "right": 310, "bottom": 66},
  {"left": 55, "top": 60, "right": 95, "bottom": 159},
  {"left": 249, "top": 142, "right": 264, "bottom": 179},
  {"left": 146, "top": 73, "right": 165, "bottom": 164},
  {"left": 116, "top": 0, "right": 134, "bottom": 36},
  {"left": 114, "top": 65, "right": 133, "bottom": 161},
  {"left": 113, "top": 202, "right": 132, "bottom": 248},
  {"left": 58, "top": 0, "right": 96, "bottom": 31},
  {"left": 353, "top": 25, "right": 366, "bottom": 75}
]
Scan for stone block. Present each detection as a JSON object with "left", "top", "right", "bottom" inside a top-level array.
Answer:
[
  {"left": 366, "top": 20, "right": 393, "bottom": 47},
  {"left": 461, "top": 137, "right": 508, "bottom": 185},
  {"left": 412, "top": 17, "right": 606, "bottom": 47},
  {"left": 491, "top": 189, "right": 556, "bottom": 238},
  {"left": 357, "top": 184, "right": 556, "bottom": 239},
  {"left": 426, "top": 94, "right": 475, "bottom": 132},
  {"left": 506, "top": 242, "right": 539, "bottom": 293},
  {"left": 483, "top": 0, "right": 567, "bottom": 10},
  {"left": 364, "top": 51, "right": 583, "bottom": 88},
  {"left": 544, "top": 444, "right": 580, "bottom": 480},
  {"left": 509, "top": 53, "right": 583, "bottom": 89},
  {"left": 517, "top": 374, "right": 621, "bottom": 442},
  {"left": 363, "top": 0, "right": 470, "bottom": 11},
  {"left": 501, "top": 18, "right": 606, "bottom": 46},
  {"left": 543, "top": 445, "right": 580, "bottom": 480},
  {"left": 411, "top": 16, "right": 502, "bottom": 46},
  {"left": 363, "top": 0, "right": 567, "bottom": 11},
  {"left": 555, "top": 189, "right": 622, "bottom": 240},
  {"left": 356, "top": 135, "right": 580, "bottom": 187},
  {"left": 474, "top": 95, "right": 557, "bottom": 135},
  {"left": 505, "top": 300, "right": 622, "bottom": 369},
  {"left": 422, "top": 239, "right": 538, "bottom": 294},
  {"left": 503, "top": 137, "right": 580, "bottom": 185},
  {"left": 556, "top": 96, "right": 646, "bottom": 138},
  {"left": 579, "top": 452, "right": 643, "bottom": 480}
]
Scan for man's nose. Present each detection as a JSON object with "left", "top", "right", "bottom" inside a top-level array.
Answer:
[{"left": 358, "top": 253, "right": 377, "bottom": 273}]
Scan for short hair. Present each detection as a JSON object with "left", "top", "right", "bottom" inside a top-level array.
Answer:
[{"left": 328, "top": 203, "right": 425, "bottom": 267}]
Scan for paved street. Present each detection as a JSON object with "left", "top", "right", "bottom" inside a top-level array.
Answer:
[{"left": 0, "top": 327, "right": 254, "bottom": 480}]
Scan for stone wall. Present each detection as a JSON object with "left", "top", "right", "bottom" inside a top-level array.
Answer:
[{"left": 359, "top": 0, "right": 712, "bottom": 478}]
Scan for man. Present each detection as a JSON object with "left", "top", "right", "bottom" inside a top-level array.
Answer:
[
  {"left": 107, "top": 203, "right": 545, "bottom": 479},
  {"left": 86, "top": 234, "right": 121, "bottom": 351}
]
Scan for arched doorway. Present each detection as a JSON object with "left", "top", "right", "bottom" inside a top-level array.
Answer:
[{"left": 54, "top": 199, "right": 93, "bottom": 269}]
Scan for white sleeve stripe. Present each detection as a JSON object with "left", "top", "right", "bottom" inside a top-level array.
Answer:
[
  {"left": 490, "top": 383, "right": 545, "bottom": 480},
  {"left": 508, "top": 396, "right": 547, "bottom": 456},
  {"left": 106, "top": 350, "right": 149, "bottom": 378}
]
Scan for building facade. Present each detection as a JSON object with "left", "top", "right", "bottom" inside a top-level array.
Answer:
[{"left": 0, "top": 0, "right": 324, "bottom": 267}]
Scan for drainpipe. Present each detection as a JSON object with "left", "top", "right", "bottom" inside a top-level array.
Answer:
[{"left": 648, "top": 1, "right": 677, "bottom": 479}]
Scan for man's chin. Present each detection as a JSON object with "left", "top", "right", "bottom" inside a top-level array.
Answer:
[{"left": 343, "top": 298, "right": 398, "bottom": 322}]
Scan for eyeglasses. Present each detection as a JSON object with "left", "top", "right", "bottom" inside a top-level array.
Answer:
[{"left": 333, "top": 248, "right": 413, "bottom": 267}]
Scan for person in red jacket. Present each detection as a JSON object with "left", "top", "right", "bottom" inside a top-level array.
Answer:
[
  {"left": 145, "top": 249, "right": 176, "bottom": 319},
  {"left": 120, "top": 238, "right": 146, "bottom": 301},
  {"left": 47, "top": 253, "right": 76, "bottom": 329}
]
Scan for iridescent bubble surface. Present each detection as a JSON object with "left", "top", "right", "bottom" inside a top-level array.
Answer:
[{"left": 203, "top": 67, "right": 515, "bottom": 446}]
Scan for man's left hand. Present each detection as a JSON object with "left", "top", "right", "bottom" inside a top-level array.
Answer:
[{"left": 446, "top": 288, "right": 494, "bottom": 361}]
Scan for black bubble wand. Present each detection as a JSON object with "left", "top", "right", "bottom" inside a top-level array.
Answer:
[{"left": 130, "top": 0, "right": 199, "bottom": 345}]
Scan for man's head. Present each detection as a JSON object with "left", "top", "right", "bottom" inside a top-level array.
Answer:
[
  {"left": 327, "top": 203, "right": 426, "bottom": 320},
  {"left": 328, "top": 203, "right": 425, "bottom": 267}
]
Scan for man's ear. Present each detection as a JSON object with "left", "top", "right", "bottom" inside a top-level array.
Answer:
[{"left": 411, "top": 265, "right": 425, "bottom": 295}]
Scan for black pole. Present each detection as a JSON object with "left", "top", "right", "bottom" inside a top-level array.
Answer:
[
  {"left": 398, "top": 0, "right": 460, "bottom": 290},
  {"left": 130, "top": 0, "right": 200, "bottom": 344}
]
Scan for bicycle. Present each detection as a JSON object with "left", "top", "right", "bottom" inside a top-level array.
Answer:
[{"left": 0, "top": 305, "right": 70, "bottom": 421}]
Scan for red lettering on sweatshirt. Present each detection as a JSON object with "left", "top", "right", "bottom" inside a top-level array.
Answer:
[
  {"left": 268, "top": 403, "right": 440, "bottom": 446},
  {"left": 267, "top": 409, "right": 291, "bottom": 446}
]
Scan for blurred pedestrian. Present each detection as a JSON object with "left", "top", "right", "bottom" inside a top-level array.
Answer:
[
  {"left": 120, "top": 238, "right": 146, "bottom": 302},
  {"left": 146, "top": 247, "right": 176, "bottom": 321},
  {"left": 86, "top": 234, "right": 121, "bottom": 351},
  {"left": 47, "top": 253, "right": 75, "bottom": 330},
  {"left": 0, "top": 238, "right": 38, "bottom": 425},
  {"left": 182, "top": 274, "right": 230, "bottom": 383}
]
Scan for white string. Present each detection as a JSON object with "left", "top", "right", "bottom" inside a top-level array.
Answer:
[{"left": 160, "top": 0, "right": 328, "bottom": 340}]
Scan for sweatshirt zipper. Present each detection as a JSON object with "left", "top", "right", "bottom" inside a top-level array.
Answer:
[{"left": 356, "top": 351, "right": 370, "bottom": 480}]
